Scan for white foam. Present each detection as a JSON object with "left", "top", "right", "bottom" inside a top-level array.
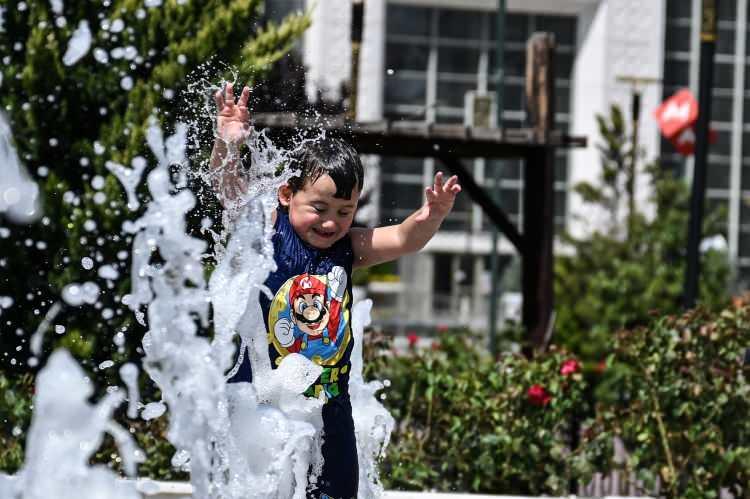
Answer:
[
  {"left": 0, "top": 350, "right": 142, "bottom": 499},
  {"left": 0, "top": 111, "right": 41, "bottom": 223},
  {"left": 62, "top": 20, "right": 92, "bottom": 66}
]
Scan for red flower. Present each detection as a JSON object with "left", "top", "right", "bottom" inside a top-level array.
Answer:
[
  {"left": 527, "top": 384, "right": 551, "bottom": 406},
  {"left": 560, "top": 359, "right": 581, "bottom": 376},
  {"left": 407, "top": 333, "right": 419, "bottom": 348},
  {"left": 436, "top": 324, "right": 449, "bottom": 334}
]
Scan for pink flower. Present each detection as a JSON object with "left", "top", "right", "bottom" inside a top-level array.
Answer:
[
  {"left": 560, "top": 359, "right": 581, "bottom": 376},
  {"left": 527, "top": 384, "right": 551, "bottom": 406},
  {"left": 407, "top": 333, "right": 419, "bottom": 348}
]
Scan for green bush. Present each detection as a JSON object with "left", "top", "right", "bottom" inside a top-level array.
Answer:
[
  {"left": 555, "top": 105, "right": 730, "bottom": 363},
  {"left": 368, "top": 333, "right": 609, "bottom": 495},
  {"left": 594, "top": 296, "right": 750, "bottom": 498}
]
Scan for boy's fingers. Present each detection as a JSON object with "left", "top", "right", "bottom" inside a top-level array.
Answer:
[
  {"left": 238, "top": 86, "right": 251, "bottom": 107},
  {"left": 214, "top": 90, "right": 225, "bottom": 110},
  {"left": 451, "top": 185, "right": 462, "bottom": 194},
  {"left": 425, "top": 186, "right": 436, "bottom": 201},
  {"left": 443, "top": 175, "right": 458, "bottom": 191},
  {"left": 226, "top": 82, "right": 235, "bottom": 102},
  {"left": 434, "top": 171, "right": 444, "bottom": 189}
]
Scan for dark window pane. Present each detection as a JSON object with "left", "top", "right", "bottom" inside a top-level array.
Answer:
[
  {"left": 435, "top": 110, "right": 464, "bottom": 124},
  {"left": 498, "top": 188, "right": 520, "bottom": 215},
  {"left": 743, "top": 164, "right": 750, "bottom": 190},
  {"left": 490, "top": 13, "right": 528, "bottom": 43},
  {"left": 711, "top": 129, "right": 732, "bottom": 156},
  {"left": 436, "top": 80, "right": 476, "bottom": 108},
  {"left": 739, "top": 232, "right": 750, "bottom": 257},
  {"left": 665, "top": 24, "right": 691, "bottom": 52},
  {"left": 554, "top": 190, "right": 567, "bottom": 218},
  {"left": 713, "top": 62, "right": 735, "bottom": 89},
  {"left": 387, "top": 5, "right": 431, "bottom": 36},
  {"left": 380, "top": 181, "right": 424, "bottom": 213},
  {"left": 491, "top": 48, "right": 526, "bottom": 77},
  {"left": 438, "top": 9, "right": 482, "bottom": 39},
  {"left": 555, "top": 155, "right": 568, "bottom": 182},
  {"left": 438, "top": 46, "right": 480, "bottom": 74},
  {"left": 716, "top": 28, "right": 736, "bottom": 55},
  {"left": 386, "top": 42, "right": 429, "bottom": 71},
  {"left": 718, "top": 1, "right": 736, "bottom": 22},
  {"left": 381, "top": 157, "right": 424, "bottom": 175},
  {"left": 707, "top": 162, "right": 730, "bottom": 189},
  {"left": 385, "top": 76, "right": 426, "bottom": 106},
  {"left": 713, "top": 95, "right": 734, "bottom": 122},
  {"left": 486, "top": 159, "right": 521, "bottom": 181},
  {"left": 666, "top": 0, "right": 691, "bottom": 20},
  {"left": 664, "top": 60, "right": 690, "bottom": 86},
  {"left": 536, "top": 15, "right": 576, "bottom": 46},
  {"left": 556, "top": 52, "right": 574, "bottom": 80}
]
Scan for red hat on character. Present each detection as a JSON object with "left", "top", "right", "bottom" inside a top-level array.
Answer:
[{"left": 288, "top": 274, "right": 327, "bottom": 303}]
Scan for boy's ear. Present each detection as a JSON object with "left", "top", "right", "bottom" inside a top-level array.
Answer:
[{"left": 278, "top": 184, "right": 293, "bottom": 207}]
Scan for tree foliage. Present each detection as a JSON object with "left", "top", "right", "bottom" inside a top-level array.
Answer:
[
  {"left": 554, "top": 105, "right": 730, "bottom": 361},
  {"left": 0, "top": 0, "right": 308, "bottom": 471}
]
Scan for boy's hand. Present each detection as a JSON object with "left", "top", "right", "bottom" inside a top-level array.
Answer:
[
  {"left": 414, "top": 171, "right": 462, "bottom": 222},
  {"left": 214, "top": 82, "right": 251, "bottom": 145}
]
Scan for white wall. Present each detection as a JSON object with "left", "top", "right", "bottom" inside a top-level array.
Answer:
[{"left": 568, "top": 0, "right": 666, "bottom": 238}]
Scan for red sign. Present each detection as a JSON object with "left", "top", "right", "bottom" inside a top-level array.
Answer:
[
  {"left": 670, "top": 126, "right": 718, "bottom": 156},
  {"left": 654, "top": 89, "right": 698, "bottom": 140}
]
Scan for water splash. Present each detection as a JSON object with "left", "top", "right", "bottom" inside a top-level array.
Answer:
[
  {"left": 0, "top": 350, "right": 142, "bottom": 499},
  {"left": 0, "top": 111, "right": 41, "bottom": 223}
]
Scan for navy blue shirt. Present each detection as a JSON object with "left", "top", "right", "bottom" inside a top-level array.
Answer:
[{"left": 228, "top": 208, "right": 358, "bottom": 499}]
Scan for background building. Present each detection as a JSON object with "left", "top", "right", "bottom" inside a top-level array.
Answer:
[{"left": 267, "top": 0, "right": 747, "bottom": 331}]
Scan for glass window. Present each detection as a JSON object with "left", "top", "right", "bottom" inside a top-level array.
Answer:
[
  {"left": 489, "top": 13, "right": 528, "bottom": 43},
  {"left": 381, "top": 157, "right": 424, "bottom": 176},
  {"left": 380, "top": 181, "right": 424, "bottom": 214},
  {"left": 490, "top": 48, "right": 526, "bottom": 78},
  {"left": 716, "top": 28, "right": 736, "bottom": 55},
  {"left": 438, "top": 9, "right": 483, "bottom": 40},
  {"left": 666, "top": 0, "right": 691, "bottom": 20},
  {"left": 486, "top": 159, "right": 521, "bottom": 181},
  {"left": 386, "top": 42, "right": 430, "bottom": 72},
  {"left": 438, "top": 46, "right": 480, "bottom": 74},
  {"left": 712, "top": 94, "right": 734, "bottom": 122},
  {"left": 385, "top": 75, "right": 426, "bottom": 106},
  {"left": 707, "top": 162, "right": 731, "bottom": 189},
  {"left": 713, "top": 62, "right": 735, "bottom": 89},
  {"left": 436, "top": 80, "right": 477, "bottom": 108},
  {"left": 387, "top": 5, "right": 431, "bottom": 36},
  {"left": 536, "top": 16, "right": 576, "bottom": 46},
  {"left": 743, "top": 164, "right": 750, "bottom": 190},
  {"left": 664, "top": 60, "right": 690, "bottom": 86},
  {"left": 711, "top": 129, "right": 732, "bottom": 156},
  {"left": 665, "top": 24, "right": 692, "bottom": 53},
  {"left": 718, "top": 1, "right": 736, "bottom": 22}
]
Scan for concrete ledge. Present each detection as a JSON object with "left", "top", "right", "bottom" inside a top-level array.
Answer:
[{"left": 134, "top": 480, "right": 649, "bottom": 499}]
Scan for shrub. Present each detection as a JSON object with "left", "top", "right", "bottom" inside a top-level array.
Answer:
[
  {"left": 595, "top": 296, "right": 750, "bottom": 497},
  {"left": 369, "top": 332, "right": 609, "bottom": 495}
]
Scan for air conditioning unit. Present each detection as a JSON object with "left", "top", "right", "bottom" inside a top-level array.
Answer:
[{"left": 464, "top": 91, "right": 497, "bottom": 128}]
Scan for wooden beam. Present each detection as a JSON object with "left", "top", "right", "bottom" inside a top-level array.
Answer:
[{"left": 437, "top": 153, "right": 524, "bottom": 253}]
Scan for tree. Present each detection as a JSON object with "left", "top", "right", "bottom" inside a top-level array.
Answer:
[
  {"left": 554, "top": 105, "right": 730, "bottom": 362},
  {"left": 0, "top": 0, "right": 309, "bottom": 471}
]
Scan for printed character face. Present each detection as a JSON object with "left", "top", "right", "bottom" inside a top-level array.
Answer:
[
  {"left": 278, "top": 174, "right": 359, "bottom": 249},
  {"left": 291, "top": 292, "right": 330, "bottom": 336}
]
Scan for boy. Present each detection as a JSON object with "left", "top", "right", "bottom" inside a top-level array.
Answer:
[{"left": 210, "top": 83, "right": 462, "bottom": 499}]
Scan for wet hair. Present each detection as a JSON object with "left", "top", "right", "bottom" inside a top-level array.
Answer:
[{"left": 288, "top": 137, "right": 364, "bottom": 199}]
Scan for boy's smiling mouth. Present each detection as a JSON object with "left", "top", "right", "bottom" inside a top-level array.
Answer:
[{"left": 312, "top": 228, "right": 336, "bottom": 239}]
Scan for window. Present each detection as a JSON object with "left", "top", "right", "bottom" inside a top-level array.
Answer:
[{"left": 381, "top": 4, "right": 576, "bottom": 236}]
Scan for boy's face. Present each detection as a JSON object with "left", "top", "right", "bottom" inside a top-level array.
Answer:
[{"left": 278, "top": 174, "right": 359, "bottom": 249}]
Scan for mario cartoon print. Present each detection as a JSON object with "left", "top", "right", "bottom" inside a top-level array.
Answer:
[{"left": 268, "top": 266, "right": 351, "bottom": 366}]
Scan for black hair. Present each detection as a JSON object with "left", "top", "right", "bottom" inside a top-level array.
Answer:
[{"left": 288, "top": 137, "right": 364, "bottom": 199}]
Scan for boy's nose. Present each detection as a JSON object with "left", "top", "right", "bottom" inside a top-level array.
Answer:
[{"left": 320, "top": 219, "right": 338, "bottom": 231}]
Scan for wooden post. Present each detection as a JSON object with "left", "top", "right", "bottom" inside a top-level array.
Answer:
[
  {"left": 348, "top": 0, "right": 365, "bottom": 121},
  {"left": 525, "top": 33, "right": 556, "bottom": 141},
  {"left": 522, "top": 32, "right": 556, "bottom": 354}
]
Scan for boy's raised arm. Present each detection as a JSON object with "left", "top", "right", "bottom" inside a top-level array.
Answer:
[
  {"left": 209, "top": 83, "right": 252, "bottom": 206},
  {"left": 351, "top": 172, "right": 461, "bottom": 269}
]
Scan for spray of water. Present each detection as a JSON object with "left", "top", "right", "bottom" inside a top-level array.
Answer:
[{"left": 0, "top": 75, "right": 393, "bottom": 498}]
